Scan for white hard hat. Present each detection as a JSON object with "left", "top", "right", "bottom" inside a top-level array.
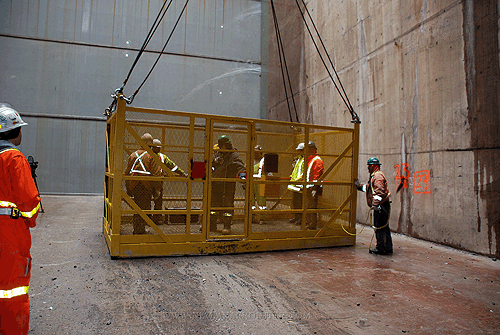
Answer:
[
  {"left": 0, "top": 104, "right": 28, "bottom": 133},
  {"left": 152, "top": 139, "right": 161, "bottom": 147},
  {"left": 295, "top": 142, "right": 305, "bottom": 150}
]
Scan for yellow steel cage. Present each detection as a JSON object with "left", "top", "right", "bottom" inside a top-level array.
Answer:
[{"left": 103, "top": 96, "right": 360, "bottom": 258}]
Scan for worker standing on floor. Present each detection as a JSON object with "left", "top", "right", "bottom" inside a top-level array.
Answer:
[
  {"left": 354, "top": 157, "right": 393, "bottom": 255},
  {"left": 151, "top": 139, "right": 188, "bottom": 224},
  {"left": 210, "top": 135, "right": 246, "bottom": 235},
  {"left": 124, "top": 133, "right": 161, "bottom": 234},
  {"left": 0, "top": 103, "right": 41, "bottom": 335},
  {"left": 287, "top": 141, "right": 323, "bottom": 229}
]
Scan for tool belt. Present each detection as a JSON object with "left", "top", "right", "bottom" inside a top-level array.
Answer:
[{"left": 0, "top": 207, "right": 21, "bottom": 219}]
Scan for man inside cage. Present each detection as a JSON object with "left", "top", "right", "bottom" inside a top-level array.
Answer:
[
  {"left": 210, "top": 135, "right": 246, "bottom": 235},
  {"left": 151, "top": 139, "right": 188, "bottom": 224},
  {"left": 124, "top": 133, "right": 161, "bottom": 234},
  {"left": 252, "top": 145, "right": 267, "bottom": 225},
  {"left": 287, "top": 141, "right": 323, "bottom": 229}
]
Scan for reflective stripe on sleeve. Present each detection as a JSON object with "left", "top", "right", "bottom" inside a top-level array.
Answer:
[
  {"left": 373, "top": 195, "right": 383, "bottom": 202},
  {"left": 20, "top": 201, "right": 41, "bottom": 218},
  {"left": 0, "top": 200, "right": 41, "bottom": 218},
  {"left": 0, "top": 286, "right": 29, "bottom": 299},
  {"left": 287, "top": 185, "right": 302, "bottom": 192}
]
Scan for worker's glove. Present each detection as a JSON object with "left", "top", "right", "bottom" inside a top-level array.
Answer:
[
  {"left": 183, "top": 172, "right": 189, "bottom": 178},
  {"left": 354, "top": 179, "right": 362, "bottom": 191},
  {"left": 213, "top": 156, "right": 223, "bottom": 165},
  {"left": 371, "top": 205, "right": 381, "bottom": 211}
]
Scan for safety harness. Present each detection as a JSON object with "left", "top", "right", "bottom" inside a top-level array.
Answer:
[{"left": 130, "top": 151, "right": 151, "bottom": 175}]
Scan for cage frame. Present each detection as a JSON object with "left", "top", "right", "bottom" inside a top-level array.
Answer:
[{"left": 103, "top": 95, "right": 360, "bottom": 258}]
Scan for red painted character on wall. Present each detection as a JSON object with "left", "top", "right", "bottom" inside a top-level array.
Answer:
[{"left": 0, "top": 103, "right": 41, "bottom": 335}]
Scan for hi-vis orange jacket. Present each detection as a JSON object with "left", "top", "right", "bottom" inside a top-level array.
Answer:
[
  {"left": 0, "top": 140, "right": 41, "bottom": 296},
  {"left": 287, "top": 154, "right": 324, "bottom": 193}
]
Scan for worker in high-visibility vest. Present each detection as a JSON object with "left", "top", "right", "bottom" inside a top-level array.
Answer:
[
  {"left": 151, "top": 139, "right": 188, "bottom": 224},
  {"left": 355, "top": 157, "right": 393, "bottom": 255},
  {"left": 124, "top": 133, "right": 161, "bottom": 234},
  {"left": 252, "top": 145, "right": 266, "bottom": 224},
  {"left": 287, "top": 141, "right": 323, "bottom": 229},
  {"left": 0, "top": 103, "right": 41, "bottom": 335}
]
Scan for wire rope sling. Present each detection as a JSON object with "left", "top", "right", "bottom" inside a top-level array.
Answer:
[{"left": 105, "top": 0, "right": 191, "bottom": 116}]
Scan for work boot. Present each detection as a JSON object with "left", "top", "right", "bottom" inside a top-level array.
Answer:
[
  {"left": 369, "top": 248, "right": 388, "bottom": 255},
  {"left": 221, "top": 228, "right": 231, "bottom": 235}
]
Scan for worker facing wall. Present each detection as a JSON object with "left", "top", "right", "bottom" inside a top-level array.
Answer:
[
  {"left": 103, "top": 97, "right": 360, "bottom": 257},
  {"left": 266, "top": 0, "right": 500, "bottom": 257}
]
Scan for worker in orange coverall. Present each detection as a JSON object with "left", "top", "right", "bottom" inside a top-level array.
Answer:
[{"left": 0, "top": 103, "right": 41, "bottom": 335}]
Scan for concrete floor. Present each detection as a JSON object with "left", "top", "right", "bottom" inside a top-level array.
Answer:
[{"left": 27, "top": 195, "right": 499, "bottom": 335}]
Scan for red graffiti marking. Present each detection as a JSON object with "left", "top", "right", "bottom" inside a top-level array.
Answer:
[
  {"left": 394, "top": 163, "right": 409, "bottom": 191},
  {"left": 414, "top": 170, "right": 431, "bottom": 194}
]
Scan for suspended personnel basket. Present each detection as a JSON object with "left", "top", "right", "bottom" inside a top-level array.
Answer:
[{"left": 103, "top": 96, "right": 360, "bottom": 258}]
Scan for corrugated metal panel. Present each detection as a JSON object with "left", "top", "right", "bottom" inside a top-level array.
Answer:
[
  {"left": 19, "top": 115, "right": 106, "bottom": 194},
  {"left": 0, "top": 0, "right": 265, "bottom": 194}
]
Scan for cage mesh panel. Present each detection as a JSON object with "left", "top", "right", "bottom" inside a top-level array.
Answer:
[{"left": 106, "top": 103, "right": 358, "bottom": 256}]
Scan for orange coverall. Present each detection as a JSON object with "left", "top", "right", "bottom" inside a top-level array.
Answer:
[{"left": 0, "top": 143, "right": 41, "bottom": 335}]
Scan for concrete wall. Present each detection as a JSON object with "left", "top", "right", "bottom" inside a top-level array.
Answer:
[
  {"left": 0, "top": 0, "right": 263, "bottom": 194},
  {"left": 266, "top": 0, "right": 499, "bottom": 257}
]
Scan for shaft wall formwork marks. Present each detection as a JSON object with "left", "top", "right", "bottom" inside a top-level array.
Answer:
[
  {"left": 0, "top": 0, "right": 264, "bottom": 194},
  {"left": 266, "top": 0, "right": 500, "bottom": 257}
]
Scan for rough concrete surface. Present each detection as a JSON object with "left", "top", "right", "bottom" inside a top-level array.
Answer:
[
  {"left": 28, "top": 195, "right": 499, "bottom": 334},
  {"left": 267, "top": 0, "right": 500, "bottom": 257}
]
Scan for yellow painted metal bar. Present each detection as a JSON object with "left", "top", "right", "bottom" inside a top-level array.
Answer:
[
  {"left": 186, "top": 116, "right": 196, "bottom": 233},
  {"left": 121, "top": 190, "right": 173, "bottom": 244},
  {"left": 314, "top": 192, "right": 355, "bottom": 237},
  {"left": 109, "top": 97, "right": 126, "bottom": 256},
  {"left": 318, "top": 140, "right": 354, "bottom": 182},
  {"left": 126, "top": 106, "right": 352, "bottom": 131},
  {"left": 203, "top": 117, "right": 214, "bottom": 237},
  {"left": 349, "top": 123, "right": 360, "bottom": 230}
]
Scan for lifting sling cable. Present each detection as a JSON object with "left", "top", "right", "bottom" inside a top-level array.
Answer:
[
  {"left": 297, "top": 0, "right": 354, "bottom": 114},
  {"left": 294, "top": 0, "right": 360, "bottom": 123},
  {"left": 105, "top": 0, "right": 189, "bottom": 115},
  {"left": 270, "top": 0, "right": 300, "bottom": 123},
  {"left": 105, "top": 0, "right": 173, "bottom": 115},
  {"left": 129, "top": 0, "right": 191, "bottom": 104},
  {"left": 122, "top": 0, "right": 173, "bottom": 89}
]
